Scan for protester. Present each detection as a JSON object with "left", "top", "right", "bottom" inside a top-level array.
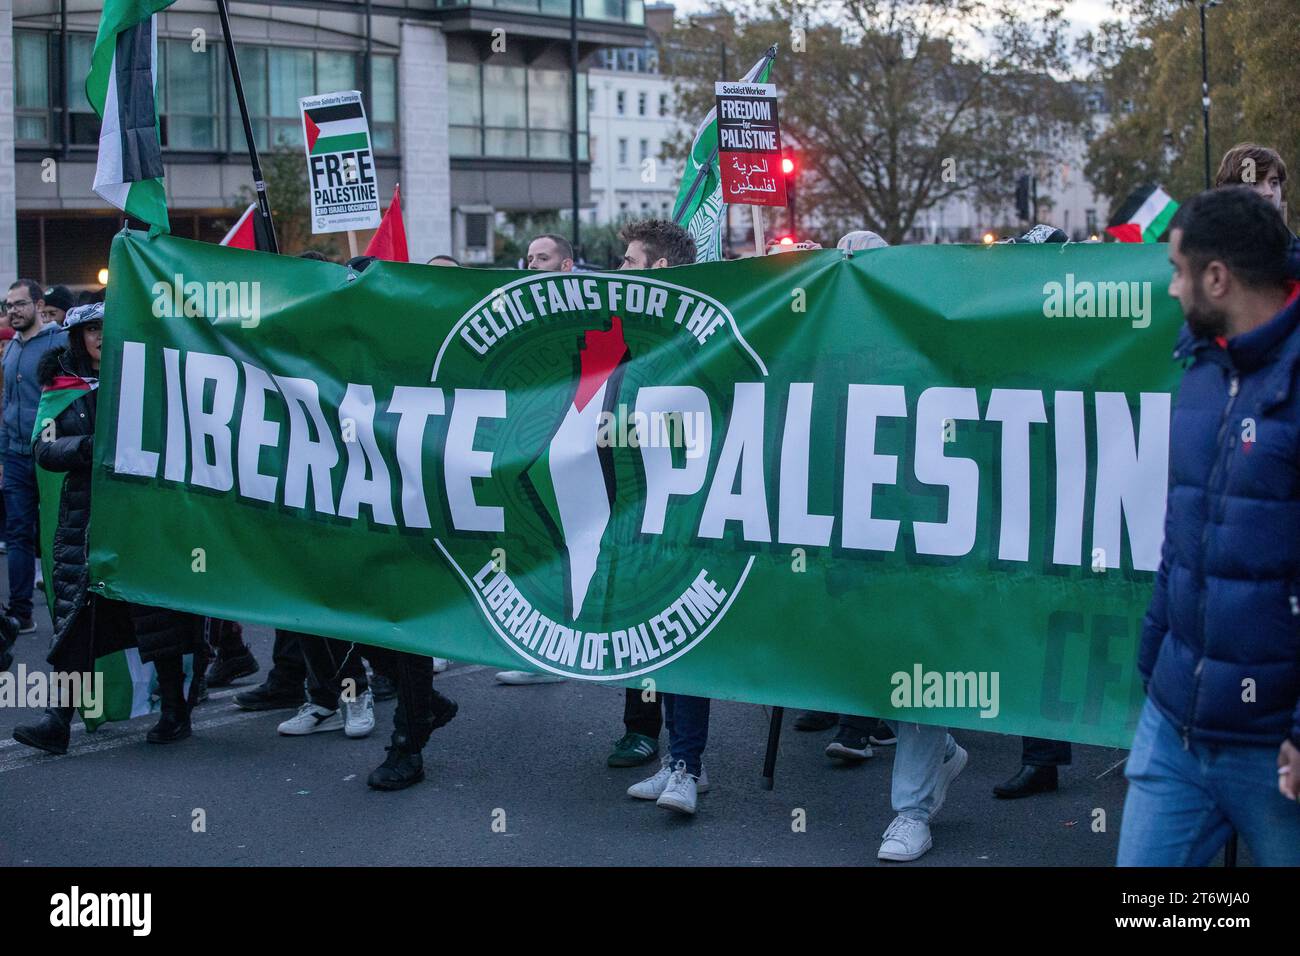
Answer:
[
  {"left": 11, "top": 304, "right": 199, "bottom": 751},
  {"left": 604, "top": 219, "right": 699, "bottom": 770},
  {"left": 427, "top": 254, "right": 460, "bottom": 266},
  {"left": 234, "top": 629, "right": 309, "bottom": 712},
  {"left": 40, "top": 285, "right": 75, "bottom": 327},
  {"left": 991, "top": 224, "right": 1075, "bottom": 799},
  {"left": 2, "top": 280, "right": 66, "bottom": 634},
  {"left": 494, "top": 234, "right": 580, "bottom": 687},
  {"left": 1117, "top": 187, "right": 1300, "bottom": 866},
  {"left": 276, "top": 629, "right": 374, "bottom": 738},
  {"left": 524, "top": 233, "right": 575, "bottom": 273},
  {"left": 204, "top": 619, "right": 259, "bottom": 688},
  {"left": 1214, "top": 143, "right": 1287, "bottom": 212}
]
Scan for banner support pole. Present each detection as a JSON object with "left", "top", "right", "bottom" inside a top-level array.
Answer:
[
  {"left": 761, "top": 706, "right": 783, "bottom": 790},
  {"left": 216, "top": 0, "right": 280, "bottom": 255},
  {"left": 347, "top": 230, "right": 359, "bottom": 259},
  {"left": 751, "top": 205, "right": 764, "bottom": 256}
]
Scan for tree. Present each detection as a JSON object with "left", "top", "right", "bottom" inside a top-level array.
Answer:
[
  {"left": 232, "top": 147, "right": 347, "bottom": 259},
  {"left": 1082, "top": 0, "right": 1300, "bottom": 231},
  {"left": 661, "top": 0, "right": 1087, "bottom": 244}
]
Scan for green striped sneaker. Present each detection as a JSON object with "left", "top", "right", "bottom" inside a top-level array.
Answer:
[{"left": 608, "top": 732, "right": 660, "bottom": 768}]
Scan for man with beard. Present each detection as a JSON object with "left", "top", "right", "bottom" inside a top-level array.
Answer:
[
  {"left": 1117, "top": 186, "right": 1300, "bottom": 865},
  {"left": 0, "top": 281, "right": 66, "bottom": 640}
]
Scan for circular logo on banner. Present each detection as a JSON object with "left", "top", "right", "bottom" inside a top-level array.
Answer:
[{"left": 431, "top": 272, "right": 767, "bottom": 681}]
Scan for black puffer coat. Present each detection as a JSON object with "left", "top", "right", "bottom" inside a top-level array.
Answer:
[
  {"left": 34, "top": 346, "right": 203, "bottom": 664},
  {"left": 33, "top": 346, "right": 98, "bottom": 653}
]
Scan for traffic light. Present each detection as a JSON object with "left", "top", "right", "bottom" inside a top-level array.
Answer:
[{"left": 782, "top": 151, "right": 798, "bottom": 234}]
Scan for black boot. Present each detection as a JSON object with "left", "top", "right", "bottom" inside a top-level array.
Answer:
[
  {"left": 993, "top": 764, "right": 1059, "bottom": 799},
  {"left": 13, "top": 706, "right": 74, "bottom": 755},
  {"left": 368, "top": 734, "right": 425, "bottom": 791},
  {"left": 147, "top": 656, "right": 192, "bottom": 744}
]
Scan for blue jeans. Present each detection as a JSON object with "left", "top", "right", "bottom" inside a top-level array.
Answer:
[
  {"left": 3, "top": 451, "right": 38, "bottom": 619},
  {"left": 885, "top": 720, "right": 958, "bottom": 823},
  {"left": 1118, "top": 697, "right": 1300, "bottom": 866},
  {"left": 663, "top": 693, "right": 710, "bottom": 776}
]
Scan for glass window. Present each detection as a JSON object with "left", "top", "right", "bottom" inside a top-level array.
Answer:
[
  {"left": 232, "top": 46, "right": 269, "bottom": 150},
  {"left": 68, "top": 33, "right": 99, "bottom": 145},
  {"left": 658, "top": 93, "right": 667, "bottom": 116},
  {"left": 268, "top": 48, "right": 312, "bottom": 119},
  {"left": 163, "top": 39, "right": 217, "bottom": 149},
  {"left": 14, "top": 31, "right": 50, "bottom": 143},
  {"left": 370, "top": 55, "right": 397, "bottom": 150},
  {"left": 483, "top": 64, "right": 525, "bottom": 156},
  {"left": 616, "top": 90, "right": 625, "bottom": 115},
  {"left": 448, "top": 61, "right": 481, "bottom": 155},
  {"left": 528, "top": 68, "right": 569, "bottom": 133},
  {"left": 637, "top": 91, "right": 646, "bottom": 115},
  {"left": 577, "top": 72, "right": 588, "bottom": 133},
  {"left": 618, "top": 138, "right": 627, "bottom": 165},
  {"left": 317, "top": 51, "right": 356, "bottom": 94},
  {"left": 639, "top": 138, "right": 648, "bottom": 162}
]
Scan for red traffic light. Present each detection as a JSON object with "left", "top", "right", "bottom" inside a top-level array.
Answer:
[{"left": 781, "top": 157, "right": 795, "bottom": 176}]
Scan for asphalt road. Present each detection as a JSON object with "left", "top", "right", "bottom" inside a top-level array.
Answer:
[{"left": 0, "top": 605, "right": 1177, "bottom": 867}]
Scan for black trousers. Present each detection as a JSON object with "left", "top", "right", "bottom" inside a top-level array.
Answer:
[
  {"left": 364, "top": 647, "right": 452, "bottom": 752},
  {"left": 623, "top": 686, "right": 662, "bottom": 738},
  {"left": 293, "top": 630, "right": 368, "bottom": 709},
  {"left": 266, "top": 629, "right": 309, "bottom": 690},
  {"left": 1022, "top": 736, "right": 1072, "bottom": 766}
]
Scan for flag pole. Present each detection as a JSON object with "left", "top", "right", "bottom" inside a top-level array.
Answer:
[{"left": 216, "top": 0, "right": 279, "bottom": 254}]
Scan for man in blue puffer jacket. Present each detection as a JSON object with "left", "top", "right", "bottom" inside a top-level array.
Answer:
[{"left": 1118, "top": 187, "right": 1300, "bottom": 866}]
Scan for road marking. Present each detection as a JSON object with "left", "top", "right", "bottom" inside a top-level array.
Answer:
[{"left": 0, "top": 662, "right": 489, "bottom": 773}]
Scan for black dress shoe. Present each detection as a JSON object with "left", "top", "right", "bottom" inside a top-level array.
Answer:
[
  {"left": 794, "top": 710, "right": 838, "bottom": 732},
  {"left": 993, "top": 764, "right": 1059, "bottom": 799},
  {"left": 234, "top": 681, "right": 305, "bottom": 711},
  {"left": 368, "top": 746, "right": 425, "bottom": 790},
  {"left": 206, "top": 648, "right": 260, "bottom": 688},
  {"left": 13, "top": 708, "right": 73, "bottom": 755},
  {"left": 146, "top": 706, "right": 192, "bottom": 744}
]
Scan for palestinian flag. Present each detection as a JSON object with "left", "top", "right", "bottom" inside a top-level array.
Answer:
[
  {"left": 219, "top": 203, "right": 273, "bottom": 252},
  {"left": 86, "top": 0, "right": 176, "bottom": 233},
  {"left": 521, "top": 318, "right": 629, "bottom": 620},
  {"left": 1106, "top": 184, "right": 1179, "bottom": 243},
  {"left": 33, "top": 376, "right": 94, "bottom": 617},
  {"left": 671, "top": 46, "right": 777, "bottom": 262},
  {"left": 303, "top": 98, "right": 370, "bottom": 156}
]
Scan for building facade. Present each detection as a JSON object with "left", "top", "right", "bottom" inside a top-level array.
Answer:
[
  {"left": 585, "top": 35, "right": 682, "bottom": 224},
  {"left": 5, "top": 0, "right": 645, "bottom": 283}
]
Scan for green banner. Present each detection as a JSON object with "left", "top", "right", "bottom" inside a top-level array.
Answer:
[{"left": 89, "top": 231, "right": 1182, "bottom": 748}]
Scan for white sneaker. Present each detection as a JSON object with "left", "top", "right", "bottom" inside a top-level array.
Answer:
[
  {"left": 277, "top": 703, "right": 343, "bottom": 736},
  {"left": 343, "top": 690, "right": 375, "bottom": 738},
  {"left": 656, "top": 762, "right": 702, "bottom": 815},
  {"left": 432, "top": 658, "right": 450, "bottom": 673},
  {"left": 878, "top": 814, "right": 932, "bottom": 861},
  {"left": 628, "top": 757, "right": 710, "bottom": 800},
  {"left": 930, "top": 742, "right": 968, "bottom": 819},
  {"left": 495, "top": 670, "right": 565, "bottom": 685}
]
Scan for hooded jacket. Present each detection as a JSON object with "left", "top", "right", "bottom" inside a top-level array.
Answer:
[
  {"left": 2, "top": 322, "right": 67, "bottom": 455},
  {"left": 1140, "top": 284, "right": 1300, "bottom": 749}
]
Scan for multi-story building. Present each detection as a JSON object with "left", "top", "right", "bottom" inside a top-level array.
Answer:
[
  {"left": 585, "top": 3, "right": 682, "bottom": 224},
  {"left": 2, "top": 0, "right": 646, "bottom": 283}
]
